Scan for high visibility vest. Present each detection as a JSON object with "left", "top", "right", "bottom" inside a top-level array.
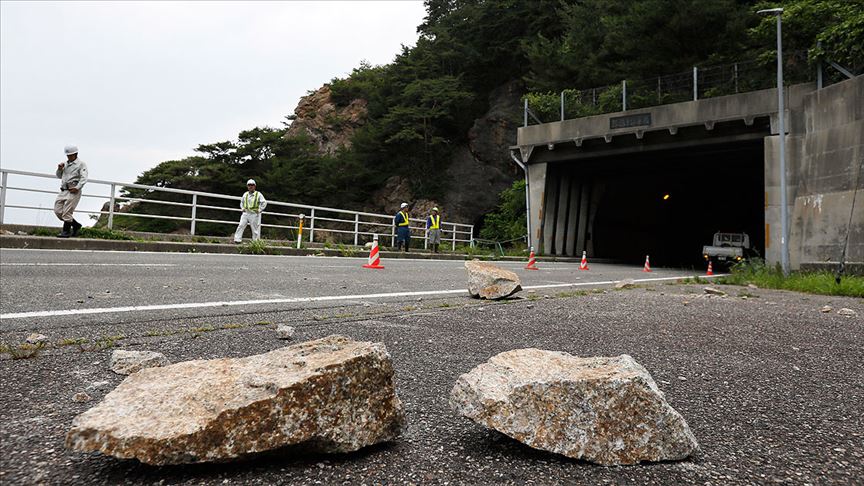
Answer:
[
  {"left": 429, "top": 215, "right": 440, "bottom": 229},
  {"left": 243, "top": 191, "right": 261, "bottom": 211},
  {"left": 398, "top": 211, "right": 410, "bottom": 226}
]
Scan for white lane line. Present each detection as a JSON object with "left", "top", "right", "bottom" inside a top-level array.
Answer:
[
  {"left": 1, "top": 263, "right": 177, "bottom": 267},
  {"left": 0, "top": 274, "right": 726, "bottom": 320}
]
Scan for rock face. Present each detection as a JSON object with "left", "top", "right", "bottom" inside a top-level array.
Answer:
[
  {"left": 67, "top": 335, "right": 405, "bottom": 465},
  {"left": 464, "top": 261, "right": 522, "bottom": 300},
  {"left": 450, "top": 350, "right": 699, "bottom": 465},
  {"left": 284, "top": 85, "right": 368, "bottom": 155},
  {"left": 109, "top": 350, "right": 170, "bottom": 375}
]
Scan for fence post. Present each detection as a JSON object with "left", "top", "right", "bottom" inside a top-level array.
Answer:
[
  {"left": 622, "top": 80, "right": 627, "bottom": 111},
  {"left": 309, "top": 208, "right": 315, "bottom": 242},
  {"left": 354, "top": 213, "right": 359, "bottom": 246},
  {"left": 816, "top": 42, "right": 823, "bottom": 89},
  {"left": 560, "top": 90, "right": 565, "bottom": 121},
  {"left": 657, "top": 76, "right": 662, "bottom": 103},
  {"left": 424, "top": 227, "right": 428, "bottom": 250},
  {"left": 693, "top": 67, "right": 698, "bottom": 100},
  {"left": 390, "top": 222, "right": 395, "bottom": 247},
  {"left": 451, "top": 223, "right": 457, "bottom": 251},
  {"left": 592, "top": 88, "right": 596, "bottom": 106},
  {"left": 190, "top": 194, "right": 197, "bottom": 235},
  {"left": 0, "top": 171, "right": 7, "bottom": 225},
  {"left": 734, "top": 63, "right": 739, "bottom": 93},
  {"left": 470, "top": 225, "right": 475, "bottom": 248},
  {"left": 523, "top": 98, "right": 528, "bottom": 127},
  {"left": 108, "top": 183, "right": 116, "bottom": 230}
]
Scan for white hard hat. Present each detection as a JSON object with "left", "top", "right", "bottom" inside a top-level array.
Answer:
[
  {"left": 432, "top": 207, "right": 439, "bottom": 212},
  {"left": 64, "top": 145, "right": 78, "bottom": 155},
  {"left": 247, "top": 179, "right": 256, "bottom": 185},
  {"left": 400, "top": 202, "right": 408, "bottom": 208}
]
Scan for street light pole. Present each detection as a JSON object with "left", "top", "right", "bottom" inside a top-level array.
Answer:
[{"left": 759, "top": 7, "right": 789, "bottom": 276}]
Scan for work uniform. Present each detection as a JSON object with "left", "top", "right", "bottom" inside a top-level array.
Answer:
[
  {"left": 426, "top": 213, "right": 442, "bottom": 252},
  {"left": 54, "top": 158, "right": 88, "bottom": 223},
  {"left": 394, "top": 210, "right": 411, "bottom": 251},
  {"left": 234, "top": 190, "right": 267, "bottom": 242}
]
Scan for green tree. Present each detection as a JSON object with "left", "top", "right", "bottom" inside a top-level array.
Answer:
[{"left": 480, "top": 180, "right": 527, "bottom": 242}]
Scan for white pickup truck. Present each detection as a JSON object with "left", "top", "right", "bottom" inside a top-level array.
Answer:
[{"left": 702, "top": 232, "right": 753, "bottom": 266}]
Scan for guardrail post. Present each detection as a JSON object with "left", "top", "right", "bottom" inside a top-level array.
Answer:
[
  {"left": 622, "top": 80, "right": 627, "bottom": 111},
  {"left": 560, "top": 90, "right": 565, "bottom": 121},
  {"left": 734, "top": 63, "right": 739, "bottom": 93},
  {"left": 470, "top": 225, "right": 475, "bottom": 248},
  {"left": 190, "top": 194, "right": 197, "bottom": 235},
  {"left": 390, "top": 222, "right": 395, "bottom": 247},
  {"left": 693, "top": 66, "right": 698, "bottom": 100},
  {"left": 424, "top": 227, "right": 428, "bottom": 250},
  {"left": 523, "top": 98, "right": 528, "bottom": 127},
  {"left": 108, "top": 183, "right": 116, "bottom": 229},
  {"left": 451, "top": 223, "right": 457, "bottom": 251},
  {"left": 309, "top": 208, "right": 315, "bottom": 242},
  {"left": 353, "top": 213, "right": 359, "bottom": 246},
  {"left": 0, "top": 171, "right": 7, "bottom": 225}
]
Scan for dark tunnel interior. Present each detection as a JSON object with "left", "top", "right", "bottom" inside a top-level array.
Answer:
[{"left": 556, "top": 139, "right": 765, "bottom": 268}]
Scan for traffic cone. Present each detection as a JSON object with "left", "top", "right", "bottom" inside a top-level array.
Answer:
[
  {"left": 706, "top": 261, "right": 714, "bottom": 276},
  {"left": 643, "top": 255, "right": 652, "bottom": 272},
  {"left": 362, "top": 235, "right": 385, "bottom": 269},
  {"left": 579, "top": 251, "right": 589, "bottom": 270},
  {"left": 525, "top": 247, "right": 539, "bottom": 270}
]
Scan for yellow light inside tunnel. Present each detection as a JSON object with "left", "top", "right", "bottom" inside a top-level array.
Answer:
[{"left": 662, "top": 194, "right": 670, "bottom": 201}]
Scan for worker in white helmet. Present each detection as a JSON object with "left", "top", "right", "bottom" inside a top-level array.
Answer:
[
  {"left": 426, "top": 206, "right": 442, "bottom": 253},
  {"left": 394, "top": 202, "right": 411, "bottom": 252},
  {"left": 54, "top": 145, "right": 88, "bottom": 238},
  {"left": 233, "top": 179, "right": 267, "bottom": 243}
]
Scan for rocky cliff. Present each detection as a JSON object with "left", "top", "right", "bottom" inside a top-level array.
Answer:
[{"left": 284, "top": 82, "right": 522, "bottom": 227}]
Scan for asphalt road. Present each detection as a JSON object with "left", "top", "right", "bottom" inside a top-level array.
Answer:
[{"left": 1, "top": 249, "right": 861, "bottom": 485}]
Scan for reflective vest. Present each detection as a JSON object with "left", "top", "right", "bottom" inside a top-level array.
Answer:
[
  {"left": 397, "top": 211, "right": 410, "bottom": 226},
  {"left": 243, "top": 191, "right": 261, "bottom": 211},
  {"left": 429, "top": 215, "right": 440, "bottom": 229}
]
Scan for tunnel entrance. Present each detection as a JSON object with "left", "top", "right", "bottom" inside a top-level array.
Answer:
[{"left": 548, "top": 139, "right": 765, "bottom": 268}]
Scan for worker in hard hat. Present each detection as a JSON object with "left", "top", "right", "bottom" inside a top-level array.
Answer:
[
  {"left": 426, "top": 207, "right": 442, "bottom": 253},
  {"left": 233, "top": 179, "right": 267, "bottom": 243},
  {"left": 393, "top": 202, "right": 411, "bottom": 252},
  {"left": 54, "top": 145, "right": 88, "bottom": 238}
]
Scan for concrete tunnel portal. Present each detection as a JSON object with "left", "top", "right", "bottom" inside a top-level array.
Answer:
[{"left": 541, "top": 138, "right": 766, "bottom": 268}]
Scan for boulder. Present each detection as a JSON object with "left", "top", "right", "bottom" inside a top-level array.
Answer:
[
  {"left": 25, "top": 333, "right": 49, "bottom": 345},
  {"left": 464, "top": 261, "right": 522, "bottom": 300},
  {"left": 67, "top": 335, "right": 405, "bottom": 465},
  {"left": 450, "top": 349, "right": 699, "bottom": 465},
  {"left": 837, "top": 308, "right": 858, "bottom": 317},
  {"left": 275, "top": 324, "right": 295, "bottom": 340},
  {"left": 615, "top": 279, "right": 636, "bottom": 289},
  {"left": 703, "top": 286, "right": 727, "bottom": 296},
  {"left": 109, "top": 350, "right": 170, "bottom": 375}
]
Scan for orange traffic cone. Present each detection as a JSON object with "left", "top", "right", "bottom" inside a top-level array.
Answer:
[
  {"left": 706, "top": 261, "right": 714, "bottom": 276},
  {"left": 362, "top": 235, "right": 385, "bottom": 269},
  {"left": 525, "top": 247, "right": 539, "bottom": 270},
  {"left": 643, "top": 255, "right": 652, "bottom": 272},
  {"left": 579, "top": 251, "right": 589, "bottom": 270}
]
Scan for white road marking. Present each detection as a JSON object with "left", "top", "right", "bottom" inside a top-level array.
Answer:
[
  {"left": 0, "top": 274, "right": 726, "bottom": 320},
  {"left": 1, "top": 263, "right": 176, "bottom": 267}
]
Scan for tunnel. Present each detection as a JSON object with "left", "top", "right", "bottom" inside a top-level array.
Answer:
[{"left": 541, "top": 136, "right": 766, "bottom": 269}]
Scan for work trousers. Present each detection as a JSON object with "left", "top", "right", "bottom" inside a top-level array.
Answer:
[
  {"left": 54, "top": 190, "right": 82, "bottom": 223},
  {"left": 234, "top": 212, "right": 262, "bottom": 242}
]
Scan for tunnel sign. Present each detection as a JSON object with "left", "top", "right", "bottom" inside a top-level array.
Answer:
[{"left": 610, "top": 113, "right": 652, "bottom": 129}]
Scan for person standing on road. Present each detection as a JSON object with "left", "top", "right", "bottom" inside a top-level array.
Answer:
[
  {"left": 54, "top": 145, "right": 88, "bottom": 238},
  {"left": 426, "top": 206, "right": 442, "bottom": 253},
  {"left": 394, "top": 202, "right": 411, "bottom": 252},
  {"left": 233, "top": 179, "right": 267, "bottom": 243}
]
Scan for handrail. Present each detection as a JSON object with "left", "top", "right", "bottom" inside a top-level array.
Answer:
[{"left": 0, "top": 168, "right": 475, "bottom": 250}]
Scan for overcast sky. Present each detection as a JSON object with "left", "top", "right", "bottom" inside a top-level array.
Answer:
[{"left": 0, "top": 0, "right": 426, "bottom": 225}]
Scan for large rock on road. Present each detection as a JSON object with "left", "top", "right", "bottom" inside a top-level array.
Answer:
[
  {"left": 450, "top": 349, "right": 699, "bottom": 465},
  {"left": 66, "top": 335, "right": 405, "bottom": 465},
  {"left": 465, "top": 261, "right": 522, "bottom": 300}
]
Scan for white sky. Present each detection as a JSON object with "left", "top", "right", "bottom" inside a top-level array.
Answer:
[{"left": 0, "top": 0, "right": 426, "bottom": 226}]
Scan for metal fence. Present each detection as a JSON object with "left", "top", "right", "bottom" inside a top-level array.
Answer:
[
  {"left": 524, "top": 52, "right": 821, "bottom": 125},
  {"left": 0, "top": 168, "right": 475, "bottom": 251}
]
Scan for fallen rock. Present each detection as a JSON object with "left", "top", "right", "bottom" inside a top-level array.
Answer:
[
  {"left": 820, "top": 305, "right": 833, "bottom": 313},
  {"left": 2, "top": 230, "right": 14, "bottom": 235},
  {"left": 615, "top": 279, "right": 636, "bottom": 289},
  {"left": 73, "top": 392, "right": 92, "bottom": 403},
  {"left": 837, "top": 308, "right": 858, "bottom": 317},
  {"left": 464, "top": 261, "right": 521, "bottom": 300},
  {"left": 275, "top": 324, "right": 295, "bottom": 340},
  {"left": 67, "top": 335, "right": 405, "bottom": 465},
  {"left": 747, "top": 284, "right": 759, "bottom": 289},
  {"left": 25, "top": 333, "right": 49, "bottom": 345},
  {"left": 109, "top": 350, "right": 170, "bottom": 375},
  {"left": 450, "top": 349, "right": 699, "bottom": 465},
  {"left": 703, "top": 287, "right": 727, "bottom": 297}
]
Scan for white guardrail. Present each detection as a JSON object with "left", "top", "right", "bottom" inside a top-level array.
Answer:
[{"left": 0, "top": 168, "right": 475, "bottom": 251}]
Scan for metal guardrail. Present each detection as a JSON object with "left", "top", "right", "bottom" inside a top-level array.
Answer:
[{"left": 0, "top": 169, "right": 475, "bottom": 251}]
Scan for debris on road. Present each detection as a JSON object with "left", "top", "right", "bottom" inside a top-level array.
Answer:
[
  {"left": 837, "top": 308, "right": 858, "bottom": 317},
  {"left": 615, "top": 279, "right": 636, "bottom": 289},
  {"left": 703, "top": 287, "right": 727, "bottom": 297},
  {"left": 67, "top": 335, "right": 405, "bottom": 465},
  {"left": 450, "top": 349, "right": 699, "bottom": 465},
  {"left": 276, "top": 324, "right": 295, "bottom": 339},
  {"left": 72, "top": 392, "right": 91, "bottom": 403},
  {"left": 464, "top": 261, "right": 521, "bottom": 300},
  {"left": 25, "top": 333, "right": 49, "bottom": 345},
  {"left": 820, "top": 305, "right": 833, "bottom": 313},
  {"left": 109, "top": 350, "right": 170, "bottom": 376}
]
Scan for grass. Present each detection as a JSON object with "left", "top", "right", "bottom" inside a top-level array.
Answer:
[
  {"left": 190, "top": 325, "right": 216, "bottom": 333},
  {"left": 716, "top": 260, "right": 864, "bottom": 297},
  {"left": 31, "top": 226, "right": 134, "bottom": 240},
  {"left": 238, "top": 240, "right": 270, "bottom": 255},
  {"left": 0, "top": 341, "right": 46, "bottom": 359},
  {"left": 57, "top": 337, "right": 88, "bottom": 347},
  {"left": 79, "top": 334, "right": 126, "bottom": 351}
]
